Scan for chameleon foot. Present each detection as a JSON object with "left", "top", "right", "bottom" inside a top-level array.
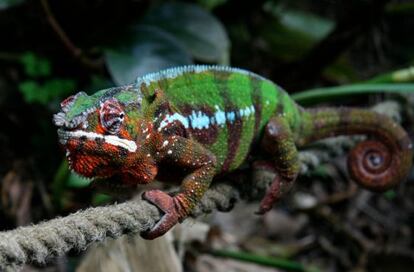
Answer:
[{"left": 141, "top": 190, "right": 180, "bottom": 239}]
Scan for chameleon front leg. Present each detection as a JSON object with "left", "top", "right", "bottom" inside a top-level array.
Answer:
[
  {"left": 141, "top": 136, "right": 217, "bottom": 239},
  {"left": 257, "top": 116, "right": 300, "bottom": 214}
]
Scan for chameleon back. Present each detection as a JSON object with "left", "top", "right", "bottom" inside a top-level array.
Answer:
[{"left": 135, "top": 65, "right": 302, "bottom": 172}]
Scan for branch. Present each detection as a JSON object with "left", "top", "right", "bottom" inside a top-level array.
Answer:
[{"left": 39, "top": 0, "right": 103, "bottom": 71}]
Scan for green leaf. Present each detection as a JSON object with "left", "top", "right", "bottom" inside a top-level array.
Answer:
[
  {"left": 197, "top": 0, "right": 227, "bottom": 10},
  {"left": 142, "top": 3, "right": 230, "bottom": 64},
  {"left": 18, "top": 78, "right": 76, "bottom": 105},
  {"left": 210, "top": 249, "right": 321, "bottom": 272},
  {"left": 0, "top": 0, "right": 24, "bottom": 9},
  {"left": 92, "top": 194, "right": 112, "bottom": 205},
  {"left": 105, "top": 25, "right": 192, "bottom": 85},
  {"left": 261, "top": 3, "right": 334, "bottom": 61},
  {"left": 384, "top": 190, "right": 397, "bottom": 200},
  {"left": 367, "top": 66, "right": 414, "bottom": 83},
  {"left": 20, "top": 52, "right": 51, "bottom": 78},
  {"left": 67, "top": 173, "right": 91, "bottom": 188},
  {"left": 264, "top": 3, "right": 334, "bottom": 40},
  {"left": 293, "top": 83, "right": 414, "bottom": 105},
  {"left": 18, "top": 81, "right": 42, "bottom": 103},
  {"left": 261, "top": 20, "right": 318, "bottom": 61}
]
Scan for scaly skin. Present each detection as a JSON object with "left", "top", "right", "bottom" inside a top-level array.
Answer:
[{"left": 53, "top": 65, "right": 413, "bottom": 239}]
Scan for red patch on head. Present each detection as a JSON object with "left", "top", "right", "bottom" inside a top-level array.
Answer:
[{"left": 61, "top": 95, "right": 76, "bottom": 108}]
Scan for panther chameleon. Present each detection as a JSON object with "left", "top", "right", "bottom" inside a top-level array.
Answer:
[{"left": 53, "top": 65, "right": 413, "bottom": 239}]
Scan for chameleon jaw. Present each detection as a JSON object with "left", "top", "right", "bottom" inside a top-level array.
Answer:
[{"left": 57, "top": 129, "right": 138, "bottom": 152}]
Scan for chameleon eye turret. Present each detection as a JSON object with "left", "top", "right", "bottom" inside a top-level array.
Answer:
[
  {"left": 54, "top": 65, "right": 413, "bottom": 239},
  {"left": 99, "top": 98, "right": 125, "bottom": 134}
]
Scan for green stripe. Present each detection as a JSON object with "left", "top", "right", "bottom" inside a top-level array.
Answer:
[{"left": 259, "top": 80, "right": 278, "bottom": 130}]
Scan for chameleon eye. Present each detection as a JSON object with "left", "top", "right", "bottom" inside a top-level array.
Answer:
[{"left": 100, "top": 98, "right": 125, "bottom": 134}]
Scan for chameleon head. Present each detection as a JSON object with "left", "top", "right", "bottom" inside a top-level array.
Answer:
[{"left": 53, "top": 85, "right": 143, "bottom": 179}]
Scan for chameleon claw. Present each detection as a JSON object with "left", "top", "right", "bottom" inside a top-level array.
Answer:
[
  {"left": 141, "top": 189, "right": 180, "bottom": 240},
  {"left": 256, "top": 176, "right": 281, "bottom": 215}
]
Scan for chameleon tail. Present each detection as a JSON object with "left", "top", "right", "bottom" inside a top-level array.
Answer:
[{"left": 296, "top": 107, "right": 413, "bottom": 192}]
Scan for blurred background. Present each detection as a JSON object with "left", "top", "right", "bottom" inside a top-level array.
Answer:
[{"left": 1, "top": 0, "right": 414, "bottom": 271}]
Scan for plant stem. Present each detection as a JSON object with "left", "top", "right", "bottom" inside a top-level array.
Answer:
[
  {"left": 210, "top": 249, "right": 321, "bottom": 272},
  {"left": 292, "top": 83, "right": 414, "bottom": 105},
  {"left": 39, "top": 0, "right": 103, "bottom": 71}
]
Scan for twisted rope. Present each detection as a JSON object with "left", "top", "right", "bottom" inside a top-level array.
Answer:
[
  {"left": 0, "top": 101, "right": 404, "bottom": 271},
  {"left": 0, "top": 183, "right": 239, "bottom": 271}
]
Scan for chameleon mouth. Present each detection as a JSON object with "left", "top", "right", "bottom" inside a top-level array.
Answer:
[{"left": 57, "top": 129, "right": 138, "bottom": 152}]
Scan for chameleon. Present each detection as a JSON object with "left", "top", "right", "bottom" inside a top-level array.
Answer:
[{"left": 53, "top": 65, "right": 413, "bottom": 239}]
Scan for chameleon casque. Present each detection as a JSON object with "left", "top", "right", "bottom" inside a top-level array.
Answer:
[{"left": 53, "top": 65, "right": 413, "bottom": 239}]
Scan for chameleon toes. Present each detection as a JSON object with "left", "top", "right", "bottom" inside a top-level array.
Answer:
[{"left": 141, "top": 190, "right": 179, "bottom": 239}]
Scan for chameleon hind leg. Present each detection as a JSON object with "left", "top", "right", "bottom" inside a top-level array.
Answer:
[{"left": 257, "top": 116, "right": 300, "bottom": 214}]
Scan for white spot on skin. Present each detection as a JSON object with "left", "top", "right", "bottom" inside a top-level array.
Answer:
[
  {"left": 162, "top": 140, "right": 169, "bottom": 147},
  {"left": 214, "top": 105, "right": 226, "bottom": 126},
  {"left": 158, "top": 113, "right": 189, "bottom": 131},
  {"left": 189, "top": 110, "right": 210, "bottom": 129},
  {"left": 63, "top": 130, "right": 137, "bottom": 152},
  {"left": 226, "top": 111, "right": 236, "bottom": 123}
]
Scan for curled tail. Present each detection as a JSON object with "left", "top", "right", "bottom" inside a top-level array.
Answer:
[{"left": 296, "top": 107, "right": 413, "bottom": 192}]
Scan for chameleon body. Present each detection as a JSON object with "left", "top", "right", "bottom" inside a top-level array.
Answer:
[{"left": 53, "top": 65, "right": 413, "bottom": 239}]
